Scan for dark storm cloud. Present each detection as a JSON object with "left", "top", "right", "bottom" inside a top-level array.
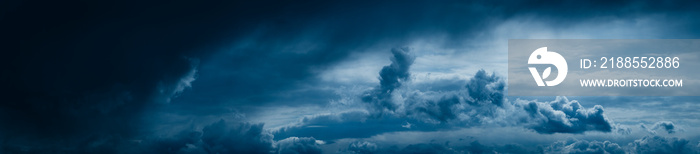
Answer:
[
  {"left": 0, "top": 119, "right": 277, "bottom": 153},
  {"left": 199, "top": 120, "right": 275, "bottom": 153},
  {"left": 362, "top": 47, "right": 415, "bottom": 116},
  {"left": 121, "top": 120, "right": 275, "bottom": 153},
  {"left": 0, "top": 0, "right": 252, "bottom": 150},
  {"left": 3, "top": 0, "right": 700, "bottom": 153},
  {"left": 411, "top": 95, "right": 462, "bottom": 122},
  {"left": 0, "top": 0, "right": 462, "bottom": 151},
  {"left": 2, "top": 0, "right": 370, "bottom": 150},
  {"left": 170, "top": 0, "right": 700, "bottom": 113},
  {"left": 44, "top": 119, "right": 324, "bottom": 154},
  {"left": 406, "top": 70, "right": 505, "bottom": 123},
  {"left": 144, "top": 120, "right": 323, "bottom": 154},
  {"left": 170, "top": 1, "right": 496, "bottom": 111}
]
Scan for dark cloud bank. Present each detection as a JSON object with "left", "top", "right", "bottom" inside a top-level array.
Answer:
[{"left": 2, "top": 0, "right": 700, "bottom": 153}]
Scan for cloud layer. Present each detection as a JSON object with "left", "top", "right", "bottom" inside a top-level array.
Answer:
[
  {"left": 276, "top": 48, "right": 622, "bottom": 142},
  {"left": 2, "top": 0, "right": 700, "bottom": 153}
]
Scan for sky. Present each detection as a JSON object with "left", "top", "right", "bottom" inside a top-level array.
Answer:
[{"left": 2, "top": 0, "right": 700, "bottom": 153}]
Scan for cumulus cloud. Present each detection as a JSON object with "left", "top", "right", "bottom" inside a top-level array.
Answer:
[
  {"left": 348, "top": 141, "right": 379, "bottom": 154},
  {"left": 404, "top": 70, "right": 506, "bottom": 124},
  {"left": 543, "top": 138, "right": 625, "bottom": 154},
  {"left": 362, "top": 47, "right": 415, "bottom": 116},
  {"left": 276, "top": 137, "right": 323, "bottom": 154},
  {"left": 517, "top": 97, "right": 615, "bottom": 134},
  {"left": 628, "top": 136, "right": 698, "bottom": 154},
  {"left": 641, "top": 121, "right": 681, "bottom": 135},
  {"left": 465, "top": 71, "right": 506, "bottom": 107}
]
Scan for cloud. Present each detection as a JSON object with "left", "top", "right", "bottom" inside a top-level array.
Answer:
[
  {"left": 135, "top": 129, "right": 206, "bottom": 153},
  {"left": 461, "top": 141, "right": 494, "bottom": 154},
  {"left": 348, "top": 141, "right": 379, "bottom": 154},
  {"left": 344, "top": 140, "right": 530, "bottom": 154},
  {"left": 0, "top": 61, "right": 200, "bottom": 152},
  {"left": 276, "top": 137, "right": 323, "bottom": 154},
  {"left": 122, "top": 119, "right": 278, "bottom": 153},
  {"left": 517, "top": 97, "right": 615, "bottom": 134},
  {"left": 628, "top": 136, "right": 698, "bottom": 154},
  {"left": 542, "top": 136, "right": 700, "bottom": 154},
  {"left": 362, "top": 47, "right": 415, "bottom": 116},
  {"left": 0, "top": 119, "right": 278, "bottom": 153},
  {"left": 641, "top": 121, "right": 681, "bottom": 134},
  {"left": 3, "top": 0, "right": 700, "bottom": 152},
  {"left": 172, "top": 0, "right": 700, "bottom": 118},
  {"left": 156, "top": 59, "right": 200, "bottom": 103},
  {"left": 278, "top": 48, "right": 621, "bottom": 141},
  {"left": 402, "top": 122, "right": 413, "bottom": 129},
  {"left": 346, "top": 141, "right": 459, "bottom": 154},
  {"left": 0, "top": 0, "right": 264, "bottom": 150},
  {"left": 141, "top": 120, "right": 327, "bottom": 154},
  {"left": 465, "top": 70, "right": 506, "bottom": 107},
  {"left": 145, "top": 120, "right": 325, "bottom": 154},
  {"left": 274, "top": 111, "right": 415, "bottom": 140},
  {"left": 199, "top": 120, "right": 275, "bottom": 154},
  {"left": 118, "top": 120, "right": 325, "bottom": 154},
  {"left": 403, "top": 70, "right": 505, "bottom": 124},
  {"left": 458, "top": 141, "right": 532, "bottom": 154},
  {"left": 342, "top": 135, "right": 700, "bottom": 154},
  {"left": 400, "top": 143, "right": 458, "bottom": 154},
  {"left": 543, "top": 138, "right": 625, "bottom": 154}
]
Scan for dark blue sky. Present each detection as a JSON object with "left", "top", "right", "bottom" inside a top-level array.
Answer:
[{"left": 2, "top": 0, "right": 700, "bottom": 153}]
